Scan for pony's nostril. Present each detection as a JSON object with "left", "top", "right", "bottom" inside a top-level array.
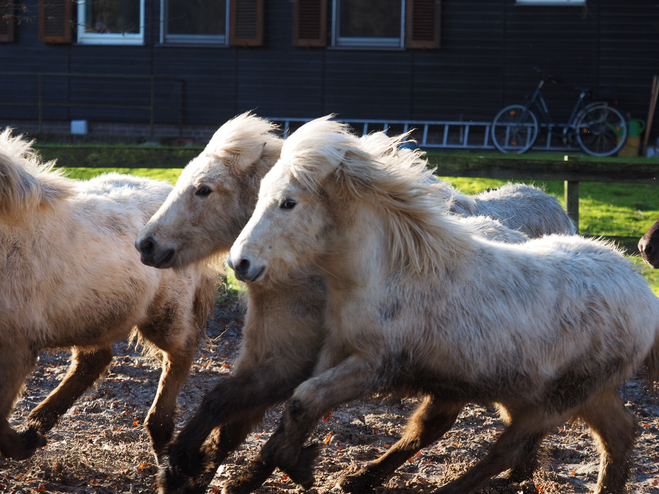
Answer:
[
  {"left": 138, "top": 236, "right": 156, "bottom": 256},
  {"left": 645, "top": 242, "right": 654, "bottom": 257},
  {"left": 234, "top": 258, "right": 251, "bottom": 276}
]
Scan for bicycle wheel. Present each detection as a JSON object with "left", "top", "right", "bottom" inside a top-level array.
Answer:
[
  {"left": 574, "top": 102, "right": 628, "bottom": 157},
  {"left": 491, "top": 104, "right": 539, "bottom": 154}
]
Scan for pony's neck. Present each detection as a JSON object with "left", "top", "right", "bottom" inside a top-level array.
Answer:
[{"left": 320, "top": 197, "right": 392, "bottom": 294}]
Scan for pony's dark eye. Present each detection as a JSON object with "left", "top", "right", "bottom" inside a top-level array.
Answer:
[
  {"left": 195, "top": 185, "right": 212, "bottom": 197},
  {"left": 280, "top": 198, "right": 296, "bottom": 210}
]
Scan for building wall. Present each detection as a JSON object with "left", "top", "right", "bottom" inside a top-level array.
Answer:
[{"left": 0, "top": 0, "right": 657, "bottom": 140}]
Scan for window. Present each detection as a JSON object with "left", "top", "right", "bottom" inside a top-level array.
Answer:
[
  {"left": 292, "top": 0, "right": 439, "bottom": 49},
  {"left": 161, "top": 0, "right": 229, "bottom": 45},
  {"left": 77, "top": 0, "right": 145, "bottom": 45},
  {"left": 332, "top": 0, "right": 404, "bottom": 48}
]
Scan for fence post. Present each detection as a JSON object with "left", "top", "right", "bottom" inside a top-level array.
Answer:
[{"left": 565, "top": 180, "right": 579, "bottom": 231}]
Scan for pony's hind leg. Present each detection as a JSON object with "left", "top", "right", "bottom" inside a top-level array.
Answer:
[
  {"left": 340, "top": 396, "right": 465, "bottom": 494},
  {"left": 434, "top": 407, "right": 558, "bottom": 494},
  {"left": 577, "top": 387, "right": 637, "bottom": 494},
  {"left": 23, "top": 346, "right": 113, "bottom": 436}
]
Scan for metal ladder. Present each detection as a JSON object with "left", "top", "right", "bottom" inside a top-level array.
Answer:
[{"left": 268, "top": 117, "right": 577, "bottom": 152}]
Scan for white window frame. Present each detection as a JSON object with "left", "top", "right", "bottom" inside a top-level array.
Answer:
[
  {"left": 516, "top": 0, "right": 586, "bottom": 5},
  {"left": 160, "top": 0, "right": 230, "bottom": 45},
  {"left": 77, "top": 0, "right": 145, "bottom": 45},
  {"left": 331, "top": 0, "right": 405, "bottom": 49}
]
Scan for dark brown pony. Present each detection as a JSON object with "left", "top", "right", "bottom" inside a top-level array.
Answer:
[{"left": 639, "top": 217, "right": 659, "bottom": 268}]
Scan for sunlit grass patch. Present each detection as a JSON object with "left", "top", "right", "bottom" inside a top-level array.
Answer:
[{"left": 58, "top": 167, "right": 183, "bottom": 185}]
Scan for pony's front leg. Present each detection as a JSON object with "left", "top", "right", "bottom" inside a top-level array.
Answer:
[
  {"left": 159, "top": 359, "right": 312, "bottom": 493},
  {"left": 178, "top": 409, "right": 269, "bottom": 494},
  {"left": 144, "top": 340, "right": 197, "bottom": 462},
  {"left": 23, "top": 346, "right": 113, "bottom": 436},
  {"left": 340, "top": 396, "right": 465, "bottom": 494},
  {"left": 223, "top": 356, "right": 376, "bottom": 494}
]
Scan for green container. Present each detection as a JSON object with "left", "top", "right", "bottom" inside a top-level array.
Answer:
[{"left": 629, "top": 118, "right": 646, "bottom": 138}]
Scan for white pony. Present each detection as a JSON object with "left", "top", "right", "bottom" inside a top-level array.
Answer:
[
  {"left": 225, "top": 117, "right": 659, "bottom": 494},
  {"left": 0, "top": 129, "right": 216, "bottom": 463}
]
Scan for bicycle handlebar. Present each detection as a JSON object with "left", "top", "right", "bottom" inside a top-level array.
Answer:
[{"left": 533, "top": 66, "right": 561, "bottom": 85}]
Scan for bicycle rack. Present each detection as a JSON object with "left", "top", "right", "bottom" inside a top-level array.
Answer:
[{"left": 269, "top": 117, "right": 580, "bottom": 152}]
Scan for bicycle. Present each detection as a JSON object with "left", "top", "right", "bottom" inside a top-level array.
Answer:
[{"left": 491, "top": 69, "right": 628, "bottom": 156}]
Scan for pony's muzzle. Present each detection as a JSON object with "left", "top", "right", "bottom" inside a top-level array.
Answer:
[
  {"left": 228, "top": 255, "right": 264, "bottom": 282},
  {"left": 136, "top": 235, "right": 176, "bottom": 269}
]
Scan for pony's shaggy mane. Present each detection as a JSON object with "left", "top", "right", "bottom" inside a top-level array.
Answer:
[
  {"left": 0, "top": 128, "right": 74, "bottom": 214},
  {"left": 205, "top": 112, "right": 282, "bottom": 172},
  {"left": 282, "top": 117, "right": 475, "bottom": 275}
]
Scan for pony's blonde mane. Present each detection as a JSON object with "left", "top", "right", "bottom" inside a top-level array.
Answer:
[
  {"left": 281, "top": 117, "right": 476, "bottom": 275},
  {"left": 0, "top": 128, "right": 75, "bottom": 214},
  {"left": 204, "top": 112, "right": 283, "bottom": 174}
]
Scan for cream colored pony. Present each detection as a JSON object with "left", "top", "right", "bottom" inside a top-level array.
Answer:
[
  {"left": 0, "top": 129, "right": 216, "bottom": 463},
  {"left": 140, "top": 116, "right": 575, "bottom": 494},
  {"left": 225, "top": 117, "right": 659, "bottom": 494}
]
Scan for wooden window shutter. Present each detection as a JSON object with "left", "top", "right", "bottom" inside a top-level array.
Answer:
[
  {"left": 39, "top": 0, "right": 73, "bottom": 44},
  {"left": 406, "top": 0, "right": 440, "bottom": 49},
  {"left": 0, "top": 0, "right": 14, "bottom": 43},
  {"left": 292, "top": 0, "right": 326, "bottom": 47},
  {"left": 230, "top": 0, "right": 264, "bottom": 46}
]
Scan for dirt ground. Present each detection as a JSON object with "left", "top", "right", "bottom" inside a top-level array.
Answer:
[{"left": 2, "top": 292, "right": 659, "bottom": 494}]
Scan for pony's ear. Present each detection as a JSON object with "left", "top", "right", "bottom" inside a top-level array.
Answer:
[{"left": 221, "top": 142, "right": 267, "bottom": 175}]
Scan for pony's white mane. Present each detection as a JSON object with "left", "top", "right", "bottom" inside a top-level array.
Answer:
[
  {"left": 0, "top": 128, "right": 74, "bottom": 214},
  {"left": 282, "top": 117, "right": 476, "bottom": 275},
  {"left": 204, "top": 112, "right": 282, "bottom": 172}
]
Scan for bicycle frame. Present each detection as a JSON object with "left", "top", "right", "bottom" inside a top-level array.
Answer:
[{"left": 525, "top": 79, "right": 589, "bottom": 141}]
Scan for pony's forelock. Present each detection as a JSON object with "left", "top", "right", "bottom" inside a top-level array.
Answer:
[{"left": 279, "top": 117, "right": 365, "bottom": 192}]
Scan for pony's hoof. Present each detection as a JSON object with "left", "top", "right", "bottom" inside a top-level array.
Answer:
[
  {"left": 9, "top": 428, "right": 47, "bottom": 460},
  {"left": 284, "top": 443, "right": 320, "bottom": 490},
  {"left": 222, "top": 479, "right": 250, "bottom": 494},
  {"left": 156, "top": 456, "right": 192, "bottom": 494},
  {"left": 338, "top": 470, "right": 376, "bottom": 494}
]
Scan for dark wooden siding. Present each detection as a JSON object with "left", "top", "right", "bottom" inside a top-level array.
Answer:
[{"left": 0, "top": 0, "right": 657, "bottom": 142}]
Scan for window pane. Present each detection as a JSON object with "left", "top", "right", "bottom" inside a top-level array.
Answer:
[
  {"left": 168, "top": 0, "right": 226, "bottom": 35},
  {"left": 85, "top": 0, "right": 141, "bottom": 34},
  {"left": 339, "top": 0, "right": 401, "bottom": 39}
]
